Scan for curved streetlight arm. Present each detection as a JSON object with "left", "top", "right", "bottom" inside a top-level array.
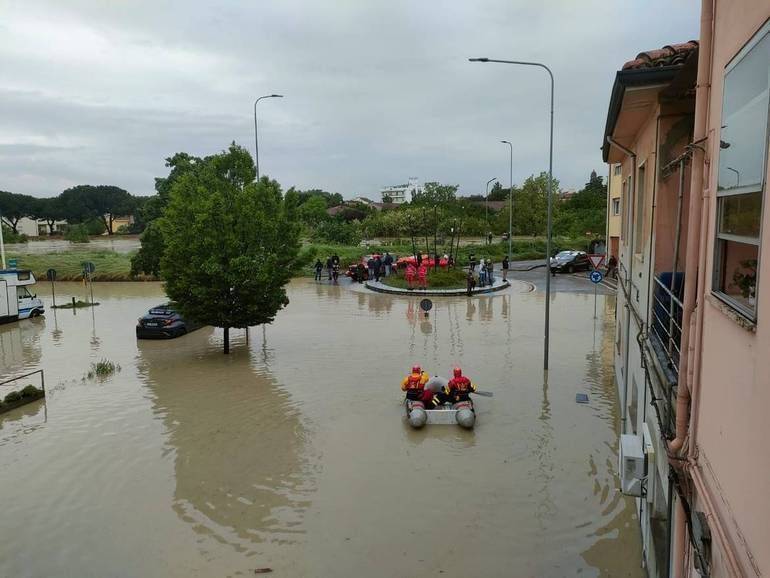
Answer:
[
  {"left": 469, "top": 56, "right": 555, "bottom": 371},
  {"left": 253, "top": 94, "right": 284, "bottom": 179}
]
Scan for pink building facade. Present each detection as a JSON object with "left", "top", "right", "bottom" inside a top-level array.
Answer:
[{"left": 604, "top": 1, "right": 769, "bottom": 576}]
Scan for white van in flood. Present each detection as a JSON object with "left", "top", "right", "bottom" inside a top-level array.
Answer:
[{"left": 0, "top": 269, "right": 45, "bottom": 324}]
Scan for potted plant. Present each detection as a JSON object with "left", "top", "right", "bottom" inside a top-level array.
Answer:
[{"left": 732, "top": 259, "right": 757, "bottom": 306}]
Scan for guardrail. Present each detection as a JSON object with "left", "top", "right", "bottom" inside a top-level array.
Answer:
[
  {"left": 0, "top": 369, "right": 45, "bottom": 392},
  {"left": 650, "top": 275, "right": 684, "bottom": 375}
]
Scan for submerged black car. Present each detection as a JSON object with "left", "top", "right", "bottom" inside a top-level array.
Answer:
[
  {"left": 136, "top": 304, "right": 199, "bottom": 339},
  {"left": 549, "top": 250, "right": 591, "bottom": 274}
]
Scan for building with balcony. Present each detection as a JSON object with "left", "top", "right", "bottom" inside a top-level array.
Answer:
[
  {"left": 602, "top": 2, "right": 770, "bottom": 576},
  {"left": 380, "top": 177, "right": 423, "bottom": 204}
]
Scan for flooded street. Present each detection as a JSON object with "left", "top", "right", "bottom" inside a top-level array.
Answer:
[{"left": 0, "top": 279, "right": 643, "bottom": 578}]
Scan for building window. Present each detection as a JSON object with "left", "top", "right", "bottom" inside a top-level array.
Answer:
[
  {"left": 713, "top": 22, "right": 769, "bottom": 321},
  {"left": 612, "top": 197, "right": 621, "bottom": 216},
  {"left": 634, "top": 164, "right": 646, "bottom": 254},
  {"left": 621, "top": 177, "right": 630, "bottom": 243},
  {"left": 613, "top": 164, "right": 622, "bottom": 176}
]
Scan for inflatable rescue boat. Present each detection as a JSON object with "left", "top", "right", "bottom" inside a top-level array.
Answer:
[{"left": 404, "top": 375, "right": 475, "bottom": 429}]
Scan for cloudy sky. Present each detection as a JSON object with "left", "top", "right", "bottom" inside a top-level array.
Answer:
[{"left": 0, "top": 1, "right": 698, "bottom": 199}]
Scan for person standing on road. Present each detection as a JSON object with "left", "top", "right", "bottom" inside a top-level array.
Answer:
[
  {"left": 469, "top": 252, "right": 477, "bottom": 271},
  {"left": 405, "top": 262, "right": 417, "bottom": 290},
  {"left": 326, "top": 256, "right": 333, "bottom": 281},
  {"left": 383, "top": 252, "right": 393, "bottom": 276},
  {"left": 373, "top": 255, "right": 382, "bottom": 282},
  {"left": 478, "top": 258, "right": 487, "bottom": 286},
  {"left": 502, "top": 256, "right": 509, "bottom": 281},
  {"left": 367, "top": 256, "right": 375, "bottom": 280},
  {"left": 466, "top": 269, "right": 475, "bottom": 296},
  {"left": 417, "top": 262, "right": 428, "bottom": 290},
  {"left": 314, "top": 259, "right": 323, "bottom": 282},
  {"left": 486, "top": 259, "right": 494, "bottom": 285}
]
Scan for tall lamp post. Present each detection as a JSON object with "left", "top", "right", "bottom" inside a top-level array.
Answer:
[
  {"left": 470, "top": 57, "right": 555, "bottom": 371},
  {"left": 0, "top": 209, "right": 6, "bottom": 269},
  {"left": 485, "top": 177, "right": 497, "bottom": 241},
  {"left": 501, "top": 140, "right": 513, "bottom": 257},
  {"left": 253, "top": 94, "right": 283, "bottom": 180}
]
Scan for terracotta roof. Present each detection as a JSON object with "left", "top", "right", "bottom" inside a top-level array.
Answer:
[{"left": 622, "top": 41, "right": 698, "bottom": 70}]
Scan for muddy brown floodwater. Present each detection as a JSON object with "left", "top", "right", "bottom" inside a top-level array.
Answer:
[{"left": 0, "top": 279, "right": 643, "bottom": 578}]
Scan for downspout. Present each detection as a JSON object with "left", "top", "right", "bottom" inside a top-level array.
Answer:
[{"left": 607, "top": 136, "right": 636, "bottom": 431}]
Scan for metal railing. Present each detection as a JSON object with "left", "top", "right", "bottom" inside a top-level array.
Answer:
[
  {"left": 0, "top": 369, "right": 46, "bottom": 392},
  {"left": 650, "top": 275, "right": 684, "bottom": 375}
]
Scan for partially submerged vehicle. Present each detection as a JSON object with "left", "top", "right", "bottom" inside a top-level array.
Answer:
[
  {"left": 136, "top": 303, "right": 201, "bottom": 339},
  {"left": 0, "top": 269, "right": 45, "bottom": 324}
]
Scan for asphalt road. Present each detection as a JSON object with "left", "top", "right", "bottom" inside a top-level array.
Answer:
[{"left": 505, "top": 259, "right": 616, "bottom": 295}]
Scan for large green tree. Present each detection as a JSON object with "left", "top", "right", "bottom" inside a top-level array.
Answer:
[
  {"left": 0, "top": 191, "right": 35, "bottom": 233},
  {"left": 411, "top": 182, "right": 458, "bottom": 205},
  {"left": 131, "top": 153, "right": 202, "bottom": 277},
  {"left": 59, "top": 184, "right": 135, "bottom": 234},
  {"left": 556, "top": 170, "right": 607, "bottom": 236},
  {"left": 160, "top": 143, "right": 300, "bottom": 354},
  {"left": 30, "top": 196, "right": 66, "bottom": 234}
]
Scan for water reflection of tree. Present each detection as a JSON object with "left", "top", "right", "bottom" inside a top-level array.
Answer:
[{"left": 135, "top": 332, "right": 313, "bottom": 554}]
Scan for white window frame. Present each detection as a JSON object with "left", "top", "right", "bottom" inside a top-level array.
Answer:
[
  {"left": 612, "top": 197, "right": 621, "bottom": 216},
  {"left": 712, "top": 19, "right": 770, "bottom": 322}
]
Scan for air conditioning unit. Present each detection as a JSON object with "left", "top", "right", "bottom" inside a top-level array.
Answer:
[{"left": 619, "top": 434, "right": 645, "bottom": 497}]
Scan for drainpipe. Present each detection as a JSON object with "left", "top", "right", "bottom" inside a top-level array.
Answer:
[
  {"left": 669, "top": 1, "right": 713, "bottom": 576},
  {"left": 607, "top": 136, "right": 636, "bottom": 431}
]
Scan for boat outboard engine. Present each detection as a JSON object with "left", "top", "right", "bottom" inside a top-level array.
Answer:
[
  {"left": 454, "top": 401, "right": 475, "bottom": 429},
  {"left": 407, "top": 400, "right": 428, "bottom": 428}
]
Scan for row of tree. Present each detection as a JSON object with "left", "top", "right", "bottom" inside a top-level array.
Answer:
[{"left": 0, "top": 185, "right": 139, "bottom": 235}]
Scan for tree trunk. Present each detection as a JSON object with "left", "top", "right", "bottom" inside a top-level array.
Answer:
[
  {"left": 223, "top": 326, "right": 230, "bottom": 354},
  {"left": 47, "top": 220, "right": 55, "bottom": 235},
  {"left": 102, "top": 215, "right": 112, "bottom": 235}
]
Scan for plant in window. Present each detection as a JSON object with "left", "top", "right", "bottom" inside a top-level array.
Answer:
[{"left": 732, "top": 259, "right": 757, "bottom": 303}]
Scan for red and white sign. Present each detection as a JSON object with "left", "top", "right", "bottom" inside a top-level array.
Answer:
[{"left": 588, "top": 254, "right": 605, "bottom": 270}]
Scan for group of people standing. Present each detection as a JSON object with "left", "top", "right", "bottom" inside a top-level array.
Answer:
[
  {"left": 465, "top": 254, "right": 510, "bottom": 295},
  {"left": 314, "top": 254, "right": 341, "bottom": 283}
]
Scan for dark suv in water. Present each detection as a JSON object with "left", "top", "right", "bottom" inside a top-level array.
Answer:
[{"left": 136, "top": 304, "right": 200, "bottom": 339}]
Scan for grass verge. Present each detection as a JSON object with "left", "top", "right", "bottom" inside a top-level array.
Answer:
[{"left": 380, "top": 267, "right": 468, "bottom": 290}]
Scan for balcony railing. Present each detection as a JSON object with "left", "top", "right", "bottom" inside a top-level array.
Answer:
[{"left": 650, "top": 273, "right": 684, "bottom": 380}]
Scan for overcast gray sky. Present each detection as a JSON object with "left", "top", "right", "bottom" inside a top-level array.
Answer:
[{"left": 0, "top": 0, "right": 698, "bottom": 199}]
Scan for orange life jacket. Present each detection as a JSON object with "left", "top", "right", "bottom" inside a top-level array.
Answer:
[
  {"left": 447, "top": 376, "right": 472, "bottom": 393},
  {"left": 406, "top": 373, "right": 425, "bottom": 390}
]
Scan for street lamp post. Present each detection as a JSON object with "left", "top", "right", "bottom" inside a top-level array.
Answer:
[
  {"left": 501, "top": 140, "right": 513, "bottom": 258},
  {"left": 485, "top": 177, "right": 497, "bottom": 242},
  {"left": 470, "top": 57, "right": 555, "bottom": 371},
  {"left": 0, "top": 209, "right": 6, "bottom": 269},
  {"left": 253, "top": 94, "right": 284, "bottom": 180}
]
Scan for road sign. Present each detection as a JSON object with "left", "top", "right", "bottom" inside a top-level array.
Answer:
[
  {"left": 81, "top": 261, "right": 96, "bottom": 274},
  {"left": 588, "top": 254, "right": 605, "bottom": 270},
  {"left": 420, "top": 298, "right": 433, "bottom": 312},
  {"left": 46, "top": 268, "right": 57, "bottom": 281},
  {"left": 7, "top": 258, "right": 17, "bottom": 269},
  {"left": 590, "top": 270, "right": 603, "bottom": 284}
]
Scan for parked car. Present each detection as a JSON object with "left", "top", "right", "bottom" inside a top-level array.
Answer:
[
  {"left": 345, "top": 254, "right": 381, "bottom": 281},
  {"left": 549, "top": 250, "right": 591, "bottom": 274},
  {"left": 136, "top": 304, "right": 200, "bottom": 339},
  {"left": 395, "top": 254, "right": 449, "bottom": 269}
]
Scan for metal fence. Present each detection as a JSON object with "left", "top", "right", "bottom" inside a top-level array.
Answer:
[
  {"left": 650, "top": 275, "right": 684, "bottom": 376},
  {"left": 0, "top": 369, "right": 46, "bottom": 393}
]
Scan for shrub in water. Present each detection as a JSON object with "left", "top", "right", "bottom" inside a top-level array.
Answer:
[
  {"left": 86, "top": 359, "right": 121, "bottom": 379},
  {"left": 20, "top": 385, "right": 41, "bottom": 398},
  {"left": 4, "top": 391, "right": 22, "bottom": 404}
]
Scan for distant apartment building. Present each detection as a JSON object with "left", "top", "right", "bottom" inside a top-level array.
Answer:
[
  {"left": 16, "top": 217, "right": 67, "bottom": 237},
  {"left": 603, "top": 2, "right": 770, "bottom": 577},
  {"left": 606, "top": 164, "right": 623, "bottom": 260},
  {"left": 380, "top": 177, "right": 423, "bottom": 204}
]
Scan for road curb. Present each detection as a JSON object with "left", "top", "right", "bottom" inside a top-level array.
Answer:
[{"left": 364, "top": 280, "right": 512, "bottom": 297}]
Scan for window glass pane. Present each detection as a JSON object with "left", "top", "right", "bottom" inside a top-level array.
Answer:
[
  {"left": 719, "top": 191, "right": 762, "bottom": 238},
  {"left": 718, "top": 31, "right": 770, "bottom": 193},
  {"left": 634, "top": 166, "right": 646, "bottom": 253},
  {"left": 715, "top": 239, "right": 758, "bottom": 315}
]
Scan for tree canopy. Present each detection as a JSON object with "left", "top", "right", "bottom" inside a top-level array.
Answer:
[{"left": 160, "top": 143, "right": 301, "bottom": 354}]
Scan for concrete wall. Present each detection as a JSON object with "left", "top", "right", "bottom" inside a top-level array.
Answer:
[{"left": 686, "top": 3, "right": 770, "bottom": 576}]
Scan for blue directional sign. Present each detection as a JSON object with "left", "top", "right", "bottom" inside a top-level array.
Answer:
[{"left": 590, "top": 270, "right": 603, "bottom": 284}]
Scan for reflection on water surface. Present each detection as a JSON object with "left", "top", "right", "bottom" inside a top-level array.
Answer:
[{"left": 0, "top": 280, "right": 642, "bottom": 577}]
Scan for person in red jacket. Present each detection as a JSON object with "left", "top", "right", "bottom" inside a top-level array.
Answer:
[
  {"left": 401, "top": 365, "right": 441, "bottom": 408},
  {"left": 444, "top": 367, "right": 476, "bottom": 403}
]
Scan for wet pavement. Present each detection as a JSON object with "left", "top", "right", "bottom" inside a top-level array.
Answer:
[{"left": 0, "top": 279, "right": 641, "bottom": 578}]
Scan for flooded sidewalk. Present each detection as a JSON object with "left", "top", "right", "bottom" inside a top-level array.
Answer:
[{"left": 0, "top": 279, "right": 642, "bottom": 577}]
